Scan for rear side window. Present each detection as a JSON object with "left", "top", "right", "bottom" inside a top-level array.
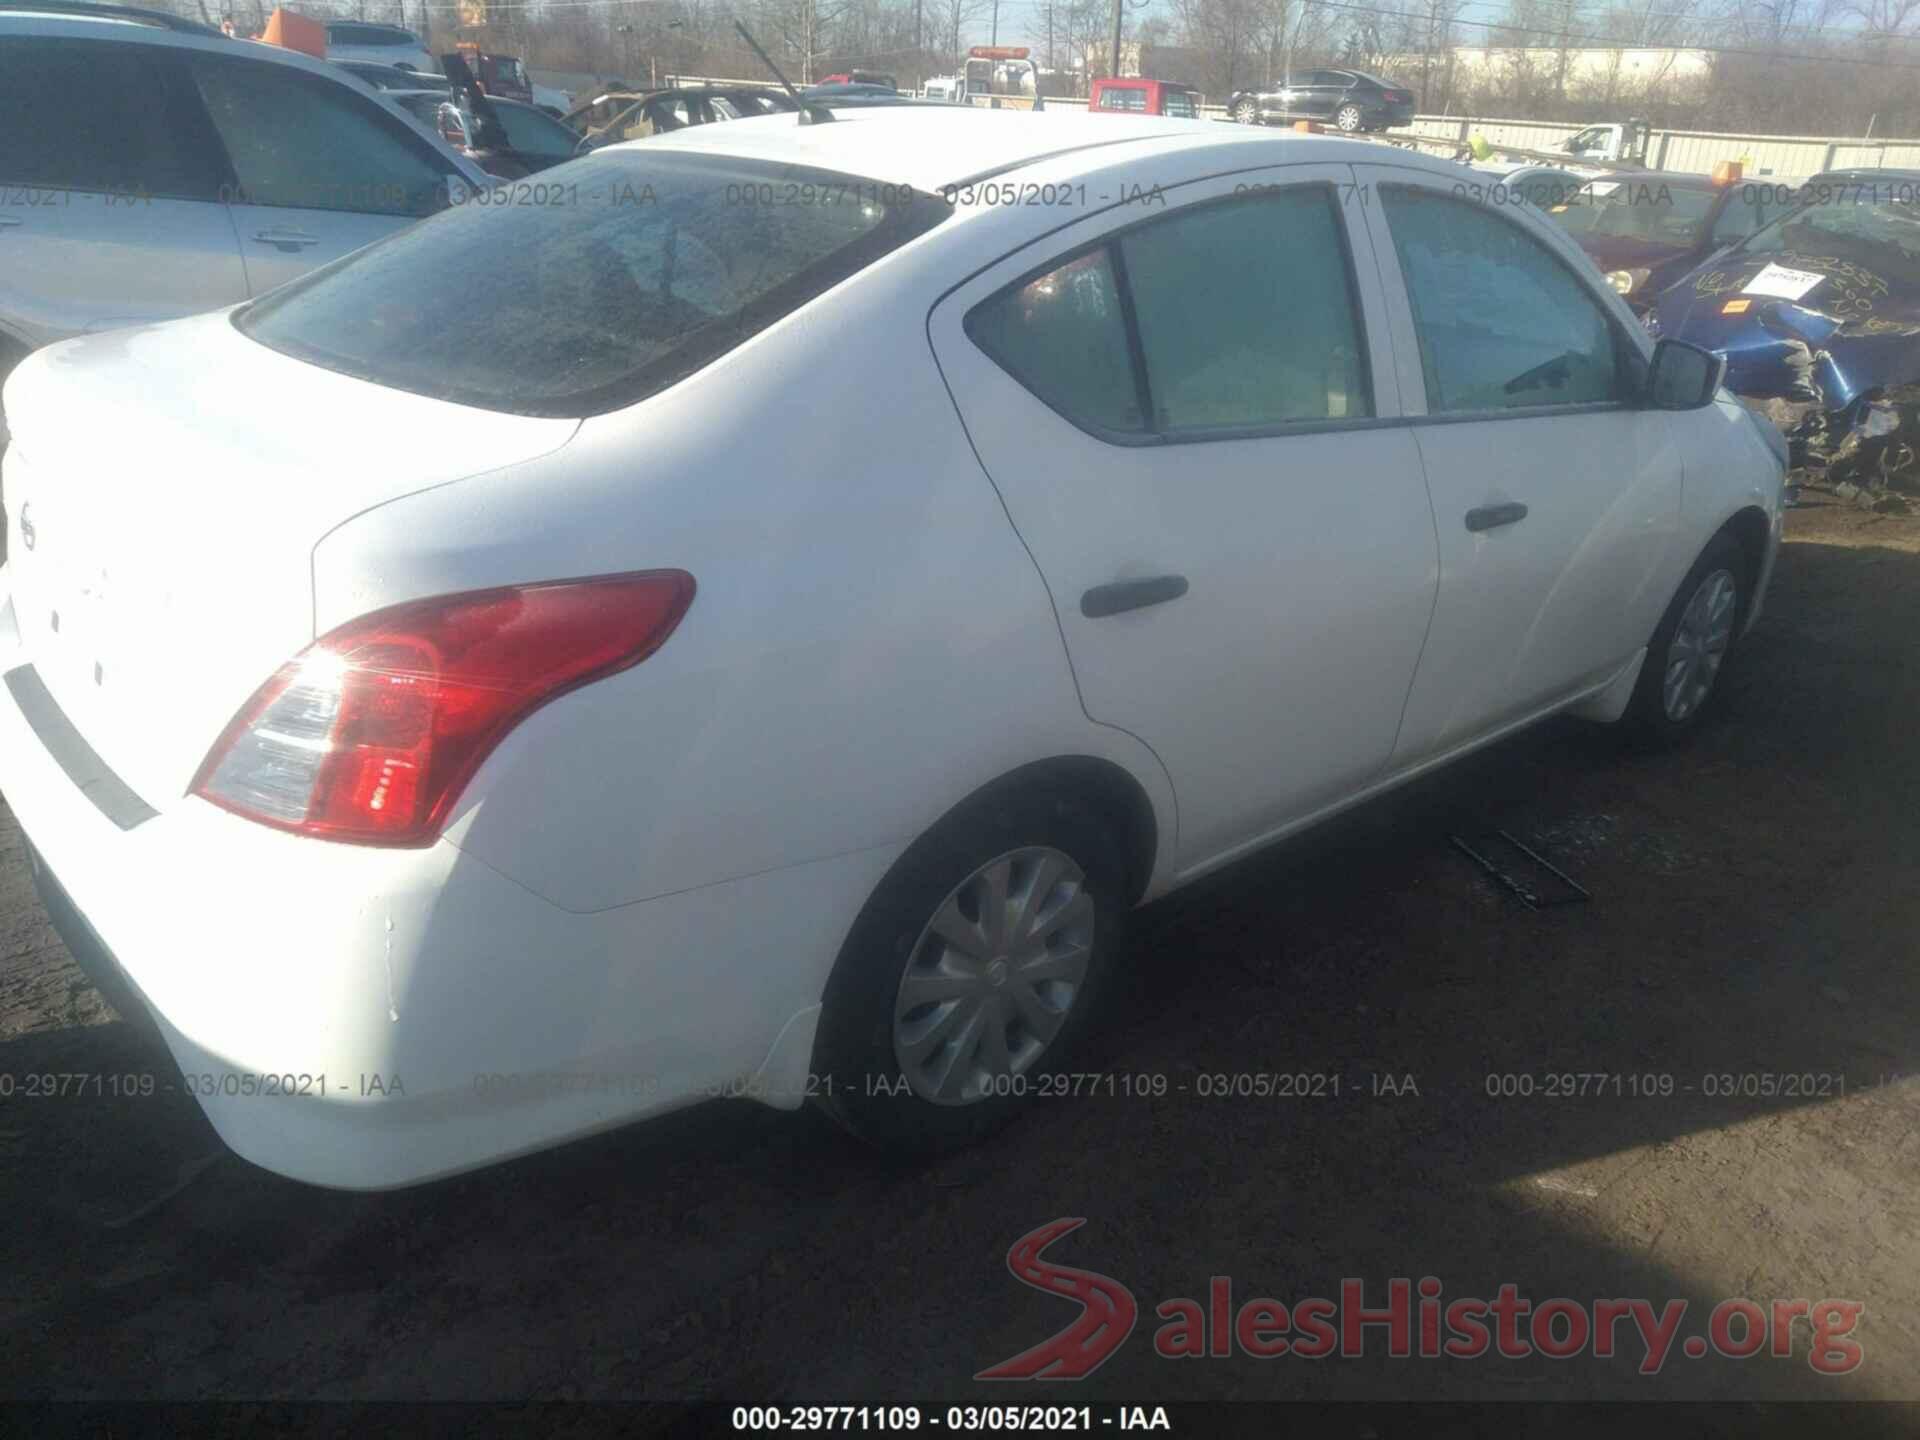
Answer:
[
  {"left": 0, "top": 38, "right": 226, "bottom": 200},
  {"left": 1380, "top": 185, "right": 1626, "bottom": 413},
  {"left": 966, "top": 249, "right": 1144, "bottom": 433},
  {"left": 1162, "top": 90, "right": 1197, "bottom": 118},
  {"left": 1098, "top": 88, "right": 1146, "bottom": 111},
  {"left": 192, "top": 56, "right": 455, "bottom": 217},
  {"left": 1122, "top": 189, "right": 1370, "bottom": 430},
  {"left": 492, "top": 103, "right": 576, "bottom": 160},
  {"left": 966, "top": 187, "right": 1372, "bottom": 440},
  {"left": 237, "top": 153, "right": 950, "bottom": 417}
]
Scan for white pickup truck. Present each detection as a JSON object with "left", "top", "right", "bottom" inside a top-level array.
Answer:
[{"left": 1557, "top": 120, "right": 1653, "bottom": 165}]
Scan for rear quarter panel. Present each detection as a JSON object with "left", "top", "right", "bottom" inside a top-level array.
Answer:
[{"left": 309, "top": 224, "right": 1178, "bottom": 914}]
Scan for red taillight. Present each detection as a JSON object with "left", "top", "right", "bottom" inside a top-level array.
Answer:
[{"left": 192, "top": 572, "right": 695, "bottom": 846}]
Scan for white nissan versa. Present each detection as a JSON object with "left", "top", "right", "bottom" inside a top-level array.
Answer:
[{"left": 0, "top": 109, "right": 1786, "bottom": 1189}]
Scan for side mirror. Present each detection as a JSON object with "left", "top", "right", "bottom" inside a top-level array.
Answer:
[{"left": 1645, "top": 338, "right": 1726, "bottom": 410}]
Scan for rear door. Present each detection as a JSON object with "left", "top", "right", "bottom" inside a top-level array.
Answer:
[
  {"left": 929, "top": 166, "right": 1439, "bottom": 871},
  {"left": 1300, "top": 72, "right": 1345, "bottom": 119},
  {"left": 0, "top": 36, "right": 245, "bottom": 347},
  {"left": 187, "top": 52, "right": 469, "bottom": 295},
  {"left": 1354, "top": 165, "right": 1684, "bottom": 761}
]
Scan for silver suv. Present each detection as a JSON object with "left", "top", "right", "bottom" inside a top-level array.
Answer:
[{"left": 0, "top": 3, "right": 488, "bottom": 434}]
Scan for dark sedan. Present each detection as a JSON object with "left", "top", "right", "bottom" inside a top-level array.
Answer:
[
  {"left": 1228, "top": 69, "right": 1414, "bottom": 132},
  {"left": 1647, "top": 169, "right": 1920, "bottom": 493}
]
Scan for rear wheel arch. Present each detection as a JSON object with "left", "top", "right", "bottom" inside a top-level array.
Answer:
[{"left": 921, "top": 756, "right": 1161, "bottom": 908}]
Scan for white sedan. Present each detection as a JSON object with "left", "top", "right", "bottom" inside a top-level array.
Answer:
[{"left": 0, "top": 109, "right": 1787, "bottom": 1188}]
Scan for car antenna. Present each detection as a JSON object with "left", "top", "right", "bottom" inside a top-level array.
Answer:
[{"left": 733, "top": 21, "right": 832, "bottom": 124}]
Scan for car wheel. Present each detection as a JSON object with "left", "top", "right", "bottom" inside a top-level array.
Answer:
[
  {"left": 1621, "top": 532, "right": 1750, "bottom": 745},
  {"left": 812, "top": 788, "right": 1127, "bottom": 1152},
  {"left": 1233, "top": 98, "right": 1259, "bottom": 125},
  {"left": 1335, "top": 103, "right": 1364, "bottom": 132}
]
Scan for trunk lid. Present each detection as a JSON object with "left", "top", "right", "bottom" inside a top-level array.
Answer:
[{"left": 2, "top": 310, "right": 578, "bottom": 811}]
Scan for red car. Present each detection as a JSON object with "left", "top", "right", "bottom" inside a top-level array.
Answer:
[
  {"left": 1089, "top": 77, "right": 1199, "bottom": 118},
  {"left": 817, "top": 70, "right": 895, "bottom": 90}
]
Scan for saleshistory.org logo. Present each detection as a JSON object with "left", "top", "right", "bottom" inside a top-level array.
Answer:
[{"left": 976, "top": 1219, "right": 1866, "bottom": 1380}]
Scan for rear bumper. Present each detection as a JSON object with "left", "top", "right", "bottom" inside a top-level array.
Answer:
[{"left": 0, "top": 574, "right": 897, "bottom": 1189}]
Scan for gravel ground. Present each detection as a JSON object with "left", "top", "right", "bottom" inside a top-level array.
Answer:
[{"left": 1, "top": 501, "right": 1917, "bottom": 1412}]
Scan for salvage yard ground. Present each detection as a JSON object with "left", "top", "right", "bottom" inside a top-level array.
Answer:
[{"left": 1, "top": 502, "right": 1917, "bottom": 1408}]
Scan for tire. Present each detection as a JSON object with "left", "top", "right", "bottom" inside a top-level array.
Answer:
[
  {"left": 1233, "top": 98, "right": 1259, "bottom": 125},
  {"left": 1335, "top": 103, "right": 1364, "bottom": 132},
  {"left": 812, "top": 787, "right": 1128, "bottom": 1153},
  {"left": 1620, "top": 532, "right": 1751, "bottom": 746}
]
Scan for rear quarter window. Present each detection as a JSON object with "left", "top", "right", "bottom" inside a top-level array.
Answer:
[{"left": 236, "top": 153, "right": 950, "bottom": 417}]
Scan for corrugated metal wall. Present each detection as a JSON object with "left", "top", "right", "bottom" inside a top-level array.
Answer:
[{"left": 1382, "top": 115, "right": 1920, "bottom": 179}]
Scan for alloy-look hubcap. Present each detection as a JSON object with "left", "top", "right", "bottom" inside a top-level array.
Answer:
[
  {"left": 892, "top": 846, "right": 1094, "bottom": 1106},
  {"left": 1663, "top": 567, "right": 1738, "bottom": 722}
]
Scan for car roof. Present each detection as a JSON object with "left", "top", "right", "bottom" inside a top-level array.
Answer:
[
  {"left": 1807, "top": 167, "right": 1920, "bottom": 182},
  {"left": 619, "top": 105, "right": 1459, "bottom": 192},
  {"left": 0, "top": 0, "right": 218, "bottom": 33}
]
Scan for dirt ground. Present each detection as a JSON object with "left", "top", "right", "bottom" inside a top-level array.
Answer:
[{"left": 2, "top": 501, "right": 1918, "bottom": 1414}]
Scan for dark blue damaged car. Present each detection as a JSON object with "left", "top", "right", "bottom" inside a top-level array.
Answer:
[{"left": 1645, "top": 169, "right": 1920, "bottom": 494}]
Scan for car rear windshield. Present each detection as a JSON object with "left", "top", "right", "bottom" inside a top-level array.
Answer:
[
  {"left": 236, "top": 152, "right": 950, "bottom": 417},
  {"left": 1552, "top": 179, "right": 1718, "bottom": 244},
  {"left": 1739, "top": 187, "right": 1920, "bottom": 284}
]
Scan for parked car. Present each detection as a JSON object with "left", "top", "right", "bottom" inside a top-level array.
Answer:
[
  {"left": 1459, "top": 162, "right": 1603, "bottom": 212},
  {"left": 560, "top": 88, "right": 648, "bottom": 134},
  {"left": 1558, "top": 119, "right": 1653, "bottom": 166},
  {"left": 572, "top": 85, "right": 798, "bottom": 150},
  {"left": 818, "top": 69, "right": 895, "bottom": 89},
  {"left": 1089, "top": 77, "right": 1200, "bottom": 118},
  {"left": 391, "top": 90, "right": 581, "bottom": 177},
  {"left": 1550, "top": 168, "right": 1791, "bottom": 312},
  {"left": 1646, "top": 168, "right": 1920, "bottom": 492},
  {"left": 0, "top": 110, "right": 1785, "bottom": 1188},
  {"left": 0, "top": 2, "right": 488, "bottom": 440},
  {"left": 335, "top": 58, "right": 449, "bottom": 93},
  {"left": 1230, "top": 68, "right": 1414, "bottom": 132},
  {"left": 323, "top": 18, "right": 433, "bottom": 73}
]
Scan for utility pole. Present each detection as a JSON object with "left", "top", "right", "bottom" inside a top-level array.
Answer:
[
  {"left": 991, "top": 0, "right": 999, "bottom": 46},
  {"left": 1108, "top": 0, "right": 1122, "bottom": 80},
  {"left": 1046, "top": 0, "right": 1053, "bottom": 70}
]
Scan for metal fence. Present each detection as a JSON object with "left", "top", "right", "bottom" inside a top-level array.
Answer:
[
  {"left": 536, "top": 74, "right": 1920, "bottom": 179},
  {"left": 1392, "top": 114, "right": 1920, "bottom": 178}
]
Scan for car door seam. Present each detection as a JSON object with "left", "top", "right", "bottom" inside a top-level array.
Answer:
[{"left": 920, "top": 300, "right": 1182, "bottom": 854}]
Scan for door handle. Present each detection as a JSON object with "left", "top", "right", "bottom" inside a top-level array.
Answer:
[
  {"left": 251, "top": 228, "right": 320, "bottom": 251},
  {"left": 1464, "top": 502, "right": 1529, "bottom": 532},
  {"left": 1081, "top": 575, "right": 1189, "bottom": 618}
]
